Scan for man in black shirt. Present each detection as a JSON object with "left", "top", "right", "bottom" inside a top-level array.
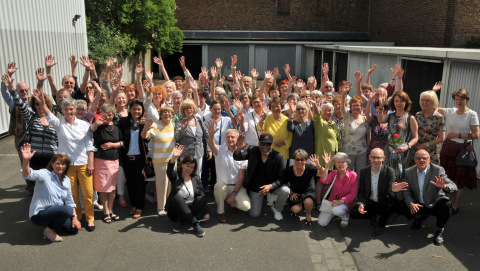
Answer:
[{"left": 233, "top": 133, "right": 289, "bottom": 220}]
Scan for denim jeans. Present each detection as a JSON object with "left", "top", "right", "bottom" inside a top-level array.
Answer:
[
  {"left": 30, "top": 205, "right": 78, "bottom": 234},
  {"left": 249, "top": 185, "right": 290, "bottom": 218}
]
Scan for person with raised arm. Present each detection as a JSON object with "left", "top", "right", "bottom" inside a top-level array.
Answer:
[
  {"left": 233, "top": 133, "right": 289, "bottom": 220},
  {"left": 153, "top": 55, "right": 170, "bottom": 82},
  {"left": 166, "top": 145, "right": 207, "bottom": 237},
  {"left": 239, "top": 93, "right": 264, "bottom": 146},
  {"left": 364, "top": 90, "right": 389, "bottom": 159},
  {"left": 206, "top": 122, "right": 250, "bottom": 223},
  {"left": 21, "top": 143, "right": 81, "bottom": 242},
  {"left": 286, "top": 101, "right": 315, "bottom": 164},
  {"left": 32, "top": 87, "right": 96, "bottom": 231}
]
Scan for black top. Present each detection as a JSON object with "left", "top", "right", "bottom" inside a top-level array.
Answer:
[
  {"left": 287, "top": 120, "right": 315, "bottom": 157},
  {"left": 93, "top": 124, "right": 121, "bottom": 160},
  {"left": 248, "top": 159, "right": 270, "bottom": 192},
  {"left": 165, "top": 161, "right": 204, "bottom": 210},
  {"left": 284, "top": 164, "right": 317, "bottom": 197}
]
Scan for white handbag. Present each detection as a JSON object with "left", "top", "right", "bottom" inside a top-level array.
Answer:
[{"left": 319, "top": 175, "right": 337, "bottom": 213}]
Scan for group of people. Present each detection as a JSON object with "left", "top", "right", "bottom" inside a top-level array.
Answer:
[{"left": 1, "top": 53, "right": 477, "bottom": 244}]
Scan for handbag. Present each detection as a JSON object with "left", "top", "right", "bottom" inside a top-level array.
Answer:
[
  {"left": 455, "top": 134, "right": 478, "bottom": 168},
  {"left": 319, "top": 174, "right": 337, "bottom": 213},
  {"left": 16, "top": 117, "right": 34, "bottom": 149},
  {"left": 141, "top": 137, "right": 155, "bottom": 179}
]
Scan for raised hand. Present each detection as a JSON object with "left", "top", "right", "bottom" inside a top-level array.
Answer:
[
  {"left": 114, "top": 63, "right": 123, "bottom": 77},
  {"left": 79, "top": 55, "right": 91, "bottom": 70},
  {"left": 397, "top": 67, "right": 405, "bottom": 78},
  {"left": 145, "top": 68, "right": 153, "bottom": 81},
  {"left": 144, "top": 118, "right": 154, "bottom": 132},
  {"left": 45, "top": 55, "right": 57, "bottom": 69},
  {"left": 106, "top": 57, "right": 115, "bottom": 72},
  {"left": 432, "top": 81, "right": 443, "bottom": 92},
  {"left": 322, "top": 152, "right": 332, "bottom": 166},
  {"left": 21, "top": 143, "right": 36, "bottom": 161},
  {"left": 261, "top": 103, "right": 269, "bottom": 117},
  {"left": 172, "top": 145, "right": 185, "bottom": 158},
  {"left": 179, "top": 56, "right": 186, "bottom": 69},
  {"left": 264, "top": 70, "right": 273, "bottom": 81},
  {"left": 251, "top": 68, "right": 259, "bottom": 79},
  {"left": 187, "top": 76, "right": 197, "bottom": 91},
  {"left": 69, "top": 55, "right": 78, "bottom": 70},
  {"left": 94, "top": 114, "right": 106, "bottom": 126},
  {"left": 210, "top": 66, "right": 217, "bottom": 79},
  {"left": 92, "top": 80, "right": 102, "bottom": 92},
  {"left": 1, "top": 73, "right": 14, "bottom": 90},
  {"left": 390, "top": 64, "right": 400, "bottom": 78},
  {"left": 272, "top": 67, "right": 280, "bottom": 78},
  {"left": 343, "top": 81, "right": 353, "bottom": 94},
  {"left": 236, "top": 134, "right": 248, "bottom": 150},
  {"left": 215, "top": 58, "right": 223, "bottom": 70},
  {"left": 111, "top": 77, "right": 120, "bottom": 92},
  {"left": 309, "top": 154, "right": 321, "bottom": 169},
  {"left": 367, "top": 64, "right": 377, "bottom": 74},
  {"left": 181, "top": 118, "right": 188, "bottom": 131},
  {"left": 90, "top": 60, "right": 97, "bottom": 75},
  {"left": 231, "top": 55, "right": 237, "bottom": 67},
  {"left": 233, "top": 99, "right": 243, "bottom": 110},
  {"left": 32, "top": 88, "right": 45, "bottom": 106},
  {"left": 36, "top": 68, "right": 47, "bottom": 82},
  {"left": 283, "top": 64, "right": 290, "bottom": 75},
  {"left": 392, "top": 181, "right": 408, "bottom": 193},
  {"left": 153, "top": 56, "right": 164, "bottom": 66},
  {"left": 354, "top": 71, "right": 363, "bottom": 83},
  {"left": 322, "top": 63, "right": 329, "bottom": 77},
  {"left": 87, "top": 88, "right": 95, "bottom": 104},
  {"left": 430, "top": 176, "right": 448, "bottom": 189},
  {"left": 237, "top": 109, "right": 244, "bottom": 123},
  {"left": 7, "top": 62, "right": 18, "bottom": 76},
  {"left": 206, "top": 119, "right": 220, "bottom": 135},
  {"left": 135, "top": 64, "right": 144, "bottom": 76},
  {"left": 143, "top": 80, "right": 152, "bottom": 96},
  {"left": 218, "top": 76, "right": 225, "bottom": 87}
]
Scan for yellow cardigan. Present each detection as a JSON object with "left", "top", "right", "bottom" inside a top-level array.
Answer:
[{"left": 257, "top": 114, "right": 292, "bottom": 159}]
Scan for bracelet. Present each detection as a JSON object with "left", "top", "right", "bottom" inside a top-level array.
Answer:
[
  {"left": 233, "top": 191, "right": 238, "bottom": 195},
  {"left": 231, "top": 66, "right": 236, "bottom": 69}
]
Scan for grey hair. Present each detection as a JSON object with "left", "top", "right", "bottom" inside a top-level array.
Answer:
[
  {"left": 378, "top": 83, "right": 389, "bottom": 88},
  {"left": 163, "top": 80, "right": 176, "bottom": 90},
  {"left": 293, "top": 149, "right": 309, "bottom": 160},
  {"left": 225, "top": 128, "right": 239, "bottom": 138},
  {"left": 100, "top": 104, "right": 116, "bottom": 114},
  {"left": 60, "top": 98, "right": 77, "bottom": 109},
  {"left": 333, "top": 152, "right": 351, "bottom": 165},
  {"left": 311, "top": 90, "right": 322, "bottom": 98},
  {"left": 76, "top": 99, "right": 87, "bottom": 108},
  {"left": 326, "top": 81, "right": 335, "bottom": 92},
  {"left": 215, "top": 87, "right": 225, "bottom": 94},
  {"left": 287, "top": 93, "right": 300, "bottom": 102},
  {"left": 171, "top": 90, "right": 183, "bottom": 98},
  {"left": 320, "top": 102, "right": 334, "bottom": 111}
]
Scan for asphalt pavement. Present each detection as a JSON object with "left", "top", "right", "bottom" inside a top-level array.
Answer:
[{"left": 0, "top": 135, "right": 478, "bottom": 271}]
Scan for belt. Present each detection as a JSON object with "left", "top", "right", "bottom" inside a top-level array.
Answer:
[{"left": 127, "top": 155, "right": 141, "bottom": 160}]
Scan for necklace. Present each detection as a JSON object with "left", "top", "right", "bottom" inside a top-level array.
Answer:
[
  {"left": 105, "top": 124, "right": 114, "bottom": 132},
  {"left": 293, "top": 166, "right": 305, "bottom": 176}
]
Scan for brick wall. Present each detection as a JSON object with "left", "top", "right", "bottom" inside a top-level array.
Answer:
[
  {"left": 451, "top": 0, "right": 480, "bottom": 46},
  {"left": 175, "top": 0, "right": 369, "bottom": 32}
]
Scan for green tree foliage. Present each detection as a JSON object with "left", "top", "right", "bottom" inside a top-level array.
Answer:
[
  {"left": 85, "top": 0, "right": 183, "bottom": 62},
  {"left": 458, "top": 36, "right": 480, "bottom": 49}
]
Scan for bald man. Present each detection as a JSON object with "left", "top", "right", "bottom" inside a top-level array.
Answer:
[
  {"left": 350, "top": 148, "right": 401, "bottom": 236},
  {"left": 403, "top": 149, "right": 457, "bottom": 246}
]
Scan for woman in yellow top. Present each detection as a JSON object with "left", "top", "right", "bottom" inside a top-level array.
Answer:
[
  {"left": 257, "top": 97, "right": 292, "bottom": 162},
  {"left": 141, "top": 106, "right": 176, "bottom": 216}
]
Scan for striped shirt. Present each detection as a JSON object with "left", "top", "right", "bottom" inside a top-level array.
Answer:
[
  {"left": 146, "top": 120, "right": 175, "bottom": 163},
  {"left": 11, "top": 90, "right": 57, "bottom": 157}
]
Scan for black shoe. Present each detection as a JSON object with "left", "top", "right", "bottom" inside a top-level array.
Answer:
[
  {"left": 173, "top": 220, "right": 183, "bottom": 233},
  {"left": 373, "top": 226, "right": 386, "bottom": 236},
  {"left": 193, "top": 222, "right": 205, "bottom": 237},
  {"left": 451, "top": 208, "right": 460, "bottom": 216},
  {"left": 411, "top": 219, "right": 422, "bottom": 230},
  {"left": 434, "top": 230, "right": 444, "bottom": 246},
  {"left": 85, "top": 225, "right": 95, "bottom": 232},
  {"left": 370, "top": 216, "right": 378, "bottom": 227},
  {"left": 290, "top": 212, "right": 298, "bottom": 217}
]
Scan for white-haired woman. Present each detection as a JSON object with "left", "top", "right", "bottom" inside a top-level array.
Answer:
[
  {"left": 412, "top": 90, "right": 445, "bottom": 165},
  {"left": 318, "top": 152, "right": 357, "bottom": 227}
]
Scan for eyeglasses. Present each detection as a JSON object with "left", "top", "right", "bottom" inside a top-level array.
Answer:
[
  {"left": 377, "top": 108, "right": 384, "bottom": 111},
  {"left": 324, "top": 86, "right": 331, "bottom": 88},
  {"left": 370, "top": 156, "right": 384, "bottom": 160},
  {"left": 227, "top": 79, "right": 233, "bottom": 82},
  {"left": 18, "top": 89, "right": 29, "bottom": 93},
  {"left": 64, "top": 81, "right": 74, "bottom": 85},
  {"left": 86, "top": 86, "right": 93, "bottom": 89},
  {"left": 420, "top": 99, "right": 432, "bottom": 103},
  {"left": 300, "top": 96, "right": 309, "bottom": 98},
  {"left": 296, "top": 108, "right": 306, "bottom": 111},
  {"left": 35, "top": 103, "right": 41, "bottom": 106},
  {"left": 76, "top": 107, "right": 86, "bottom": 111},
  {"left": 294, "top": 158, "right": 306, "bottom": 162},
  {"left": 260, "top": 142, "right": 272, "bottom": 146},
  {"left": 415, "top": 157, "right": 429, "bottom": 160}
]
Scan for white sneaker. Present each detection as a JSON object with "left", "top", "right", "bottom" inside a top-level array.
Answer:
[
  {"left": 341, "top": 213, "right": 349, "bottom": 227},
  {"left": 94, "top": 204, "right": 103, "bottom": 210},
  {"left": 266, "top": 193, "right": 276, "bottom": 207},
  {"left": 271, "top": 206, "right": 283, "bottom": 221},
  {"left": 157, "top": 209, "right": 167, "bottom": 216}
]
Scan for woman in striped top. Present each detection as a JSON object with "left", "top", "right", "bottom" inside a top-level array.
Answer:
[
  {"left": 10, "top": 88, "right": 58, "bottom": 169},
  {"left": 141, "top": 106, "right": 176, "bottom": 216}
]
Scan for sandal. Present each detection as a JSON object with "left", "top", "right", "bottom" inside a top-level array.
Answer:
[
  {"left": 110, "top": 213, "right": 120, "bottom": 221},
  {"left": 304, "top": 220, "right": 312, "bottom": 226},
  {"left": 103, "top": 214, "right": 112, "bottom": 223},
  {"left": 129, "top": 207, "right": 137, "bottom": 216},
  {"left": 133, "top": 209, "right": 143, "bottom": 219}
]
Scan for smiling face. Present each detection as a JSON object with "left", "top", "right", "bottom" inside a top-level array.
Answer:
[
  {"left": 321, "top": 106, "right": 333, "bottom": 120},
  {"left": 174, "top": 79, "right": 183, "bottom": 90},
  {"left": 103, "top": 112, "right": 115, "bottom": 124},
  {"left": 414, "top": 150, "right": 430, "bottom": 172},
  {"left": 120, "top": 81, "right": 127, "bottom": 92},
  {"left": 369, "top": 148, "right": 385, "bottom": 169},
  {"left": 183, "top": 106, "right": 194, "bottom": 118},
  {"left": 56, "top": 90, "right": 70, "bottom": 105},
  {"left": 394, "top": 96, "right": 406, "bottom": 112},
  {"left": 129, "top": 104, "right": 143, "bottom": 120},
  {"left": 153, "top": 91, "right": 163, "bottom": 103},
  {"left": 225, "top": 130, "right": 238, "bottom": 148},
  {"left": 115, "top": 92, "right": 127, "bottom": 108},
  {"left": 210, "top": 104, "right": 221, "bottom": 117},
  {"left": 454, "top": 95, "right": 467, "bottom": 108},
  {"left": 335, "top": 158, "right": 347, "bottom": 172},
  {"left": 63, "top": 104, "right": 76, "bottom": 121},
  {"left": 259, "top": 142, "right": 272, "bottom": 156},
  {"left": 16, "top": 82, "right": 30, "bottom": 100},
  {"left": 75, "top": 104, "right": 87, "bottom": 119},
  {"left": 126, "top": 88, "right": 136, "bottom": 101},
  {"left": 51, "top": 159, "right": 67, "bottom": 176},
  {"left": 241, "top": 95, "right": 250, "bottom": 109},
  {"left": 62, "top": 76, "right": 75, "bottom": 91},
  {"left": 160, "top": 109, "right": 172, "bottom": 123},
  {"left": 181, "top": 162, "right": 195, "bottom": 176},
  {"left": 270, "top": 101, "right": 282, "bottom": 115},
  {"left": 172, "top": 93, "right": 183, "bottom": 108},
  {"left": 294, "top": 152, "right": 307, "bottom": 170},
  {"left": 350, "top": 102, "right": 362, "bottom": 114}
]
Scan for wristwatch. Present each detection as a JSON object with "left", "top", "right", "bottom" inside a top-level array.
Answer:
[{"left": 233, "top": 191, "right": 238, "bottom": 196}]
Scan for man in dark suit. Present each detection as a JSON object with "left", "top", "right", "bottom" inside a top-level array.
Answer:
[
  {"left": 350, "top": 148, "right": 405, "bottom": 236},
  {"left": 233, "top": 133, "right": 289, "bottom": 220},
  {"left": 403, "top": 149, "right": 457, "bottom": 246}
]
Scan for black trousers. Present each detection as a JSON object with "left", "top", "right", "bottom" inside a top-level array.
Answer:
[
  {"left": 350, "top": 200, "right": 393, "bottom": 227},
  {"left": 414, "top": 198, "right": 452, "bottom": 228},
  {"left": 167, "top": 194, "right": 207, "bottom": 224},
  {"left": 123, "top": 157, "right": 146, "bottom": 210}
]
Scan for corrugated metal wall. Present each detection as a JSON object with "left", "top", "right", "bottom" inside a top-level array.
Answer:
[
  {"left": 255, "top": 45, "right": 296, "bottom": 80},
  {"left": 369, "top": 54, "right": 398, "bottom": 88},
  {"left": 347, "top": 52, "right": 369, "bottom": 84},
  {"left": 0, "top": 0, "right": 87, "bottom": 135},
  {"left": 206, "top": 44, "right": 249, "bottom": 78}
]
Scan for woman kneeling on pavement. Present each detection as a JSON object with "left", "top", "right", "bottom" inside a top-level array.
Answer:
[
  {"left": 22, "top": 143, "right": 81, "bottom": 242},
  {"left": 166, "top": 145, "right": 207, "bottom": 237}
]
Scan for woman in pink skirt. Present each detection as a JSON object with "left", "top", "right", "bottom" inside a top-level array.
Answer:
[
  {"left": 91, "top": 104, "right": 122, "bottom": 223},
  {"left": 437, "top": 88, "right": 479, "bottom": 214}
]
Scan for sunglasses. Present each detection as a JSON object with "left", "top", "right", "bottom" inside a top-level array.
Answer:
[
  {"left": 294, "top": 158, "right": 306, "bottom": 162},
  {"left": 260, "top": 142, "right": 272, "bottom": 146}
]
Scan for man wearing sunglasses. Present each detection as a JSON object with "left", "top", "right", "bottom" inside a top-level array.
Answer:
[{"left": 233, "top": 133, "right": 290, "bottom": 220}]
